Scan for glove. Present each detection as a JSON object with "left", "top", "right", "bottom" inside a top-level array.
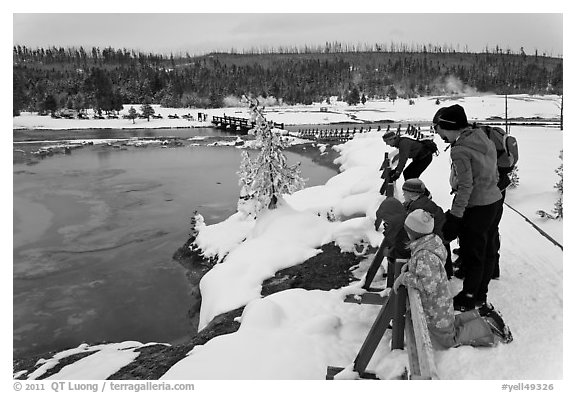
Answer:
[
  {"left": 388, "top": 169, "right": 401, "bottom": 182},
  {"left": 393, "top": 272, "right": 406, "bottom": 293},
  {"left": 374, "top": 218, "right": 382, "bottom": 231},
  {"left": 497, "top": 173, "right": 512, "bottom": 191},
  {"left": 442, "top": 211, "right": 462, "bottom": 242}
]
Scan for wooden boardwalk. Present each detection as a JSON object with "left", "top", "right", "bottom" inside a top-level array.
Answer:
[
  {"left": 295, "top": 124, "right": 432, "bottom": 142},
  {"left": 211, "top": 115, "right": 284, "bottom": 134}
]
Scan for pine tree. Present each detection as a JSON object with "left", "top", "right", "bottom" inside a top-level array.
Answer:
[
  {"left": 387, "top": 85, "right": 398, "bottom": 102},
  {"left": 509, "top": 166, "right": 520, "bottom": 188},
  {"left": 42, "top": 94, "right": 58, "bottom": 114},
  {"left": 553, "top": 150, "right": 563, "bottom": 219},
  {"left": 346, "top": 87, "right": 360, "bottom": 106},
  {"left": 237, "top": 97, "right": 306, "bottom": 217},
  {"left": 127, "top": 106, "right": 137, "bottom": 124},
  {"left": 140, "top": 102, "right": 155, "bottom": 121}
]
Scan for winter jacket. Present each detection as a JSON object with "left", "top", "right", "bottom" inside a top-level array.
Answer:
[
  {"left": 374, "top": 197, "right": 411, "bottom": 259},
  {"left": 404, "top": 196, "right": 446, "bottom": 241},
  {"left": 393, "top": 137, "right": 434, "bottom": 173},
  {"left": 448, "top": 127, "right": 503, "bottom": 217},
  {"left": 397, "top": 233, "right": 455, "bottom": 348}
]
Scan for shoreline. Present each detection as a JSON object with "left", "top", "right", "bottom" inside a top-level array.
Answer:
[
  {"left": 13, "top": 94, "right": 562, "bottom": 134},
  {"left": 12, "top": 116, "right": 560, "bottom": 133},
  {"left": 285, "top": 142, "right": 342, "bottom": 173}
]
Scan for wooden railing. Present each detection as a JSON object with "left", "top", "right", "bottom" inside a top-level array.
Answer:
[
  {"left": 211, "top": 115, "right": 284, "bottom": 133},
  {"left": 405, "top": 288, "right": 439, "bottom": 379}
]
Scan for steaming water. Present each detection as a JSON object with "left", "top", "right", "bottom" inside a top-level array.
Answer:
[{"left": 13, "top": 140, "right": 338, "bottom": 357}]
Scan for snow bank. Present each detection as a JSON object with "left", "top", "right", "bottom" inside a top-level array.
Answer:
[
  {"left": 25, "top": 341, "right": 164, "bottom": 380},
  {"left": 163, "top": 288, "right": 407, "bottom": 380},
  {"left": 186, "top": 118, "right": 562, "bottom": 379},
  {"left": 198, "top": 206, "right": 334, "bottom": 330}
]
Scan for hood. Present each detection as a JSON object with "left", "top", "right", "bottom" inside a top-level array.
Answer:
[
  {"left": 376, "top": 197, "right": 406, "bottom": 225},
  {"left": 453, "top": 128, "right": 490, "bottom": 155},
  {"left": 409, "top": 233, "right": 447, "bottom": 260}
]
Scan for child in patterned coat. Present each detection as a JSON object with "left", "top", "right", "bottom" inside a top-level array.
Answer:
[{"left": 393, "top": 209, "right": 512, "bottom": 349}]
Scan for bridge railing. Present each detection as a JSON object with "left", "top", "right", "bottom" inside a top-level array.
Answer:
[{"left": 212, "top": 115, "right": 284, "bottom": 131}]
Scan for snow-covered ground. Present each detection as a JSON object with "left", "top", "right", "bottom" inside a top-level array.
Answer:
[
  {"left": 13, "top": 95, "right": 566, "bottom": 383},
  {"left": 13, "top": 94, "right": 561, "bottom": 130}
]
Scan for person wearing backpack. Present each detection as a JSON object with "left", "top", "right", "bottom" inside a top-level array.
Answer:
[
  {"left": 432, "top": 104, "right": 503, "bottom": 311},
  {"left": 393, "top": 209, "right": 513, "bottom": 349},
  {"left": 453, "top": 125, "right": 518, "bottom": 280},
  {"left": 476, "top": 124, "right": 519, "bottom": 279},
  {"left": 382, "top": 131, "right": 438, "bottom": 181}
]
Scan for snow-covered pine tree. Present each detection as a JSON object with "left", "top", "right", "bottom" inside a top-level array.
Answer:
[
  {"left": 509, "top": 166, "right": 520, "bottom": 188},
  {"left": 536, "top": 150, "right": 563, "bottom": 220},
  {"left": 553, "top": 150, "right": 563, "bottom": 219},
  {"left": 237, "top": 96, "right": 306, "bottom": 217}
]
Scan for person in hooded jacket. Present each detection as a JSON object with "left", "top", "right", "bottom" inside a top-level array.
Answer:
[
  {"left": 401, "top": 178, "right": 451, "bottom": 278},
  {"left": 433, "top": 105, "right": 503, "bottom": 311},
  {"left": 402, "top": 178, "right": 445, "bottom": 239},
  {"left": 374, "top": 197, "right": 411, "bottom": 287},
  {"left": 393, "top": 209, "right": 512, "bottom": 349}
]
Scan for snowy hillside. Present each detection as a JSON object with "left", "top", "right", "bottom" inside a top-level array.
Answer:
[{"left": 13, "top": 95, "right": 564, "bottom": 381}]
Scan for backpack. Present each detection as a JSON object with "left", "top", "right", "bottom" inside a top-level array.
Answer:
[
  {"left": 420, "top": 138, "right": 439, "bottom": 156},
  {"left": 398, "top": 136, "right": 439, "bottom": 157},
  {"left": 480, "top": 125, "right": 519, "bottom": 172}
]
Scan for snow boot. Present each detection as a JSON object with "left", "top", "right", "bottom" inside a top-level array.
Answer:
[
  {"left": 477, "top": 302, "right": 494, "bottom": 315},
  {"left": 453, "top": 291, "right": 475, "bottom": 312},
  {"left": 475, "top": 298, "right": 488, "bottom": 309}
]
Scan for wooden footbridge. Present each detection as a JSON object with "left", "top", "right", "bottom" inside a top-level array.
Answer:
[
  {"left": 211, "top": 115, "right": 284, "bottom": 134},
  {"left": 297, "top": 124, "right": 432, "bottom": 142}
]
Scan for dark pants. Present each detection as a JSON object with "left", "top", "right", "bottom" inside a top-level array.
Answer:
[
  {"left": 492, "top": 190, "right": 506, "bottom": 278},
  {"left": 444, "top": 242, "right": 453, "bottom": 278},
  {"left": 459, "top": 199, "right": 502, "bottom": 303},
  {"left": 403, "top": 154, "right": 433, "bottom": 180}
]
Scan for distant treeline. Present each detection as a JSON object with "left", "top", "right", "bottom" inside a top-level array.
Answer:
[{"left": 12, "top": 44, "right": 563, "bottom": 116}]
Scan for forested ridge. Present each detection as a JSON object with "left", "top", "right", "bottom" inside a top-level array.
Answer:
[{"left": 12, "top": 44, "right": 563, "bottom": 116}]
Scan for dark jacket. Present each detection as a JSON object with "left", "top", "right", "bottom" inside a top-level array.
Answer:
[
  {"left": 404, "top": 195, "right": 446, "bottom": 241},
  {"left": 449, "top": 128, "right": 502, "bottom": 217},
  {"left": 375, "top": 198, "right": 411, "bottom": 259},
  {"left": 393, "top": 137, "right": 433, "bottom": 173}
]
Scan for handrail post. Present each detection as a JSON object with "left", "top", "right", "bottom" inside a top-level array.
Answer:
[{"left": 391, "top": 259, "right": 407, "bottom": 349}]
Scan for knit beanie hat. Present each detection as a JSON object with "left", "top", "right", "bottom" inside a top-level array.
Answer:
[
  {"left": 402, "top": 178, "right": 426, "bottom": 194},
  {"left": 382, "top": 131, "right": 397, "bottom": 141},
  {"left": 433, "top": 104, "right": 468, "bottom": 130},
  {"left": 432, "top": 107, "right": 446, "bottom": 125},
  {"left": 404, "top": 209, "right": 434, "bottom": 239}
]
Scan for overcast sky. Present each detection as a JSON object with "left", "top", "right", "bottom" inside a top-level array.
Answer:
[{"left": 12, "top": 12, "right": 563, "bottom": 57}]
